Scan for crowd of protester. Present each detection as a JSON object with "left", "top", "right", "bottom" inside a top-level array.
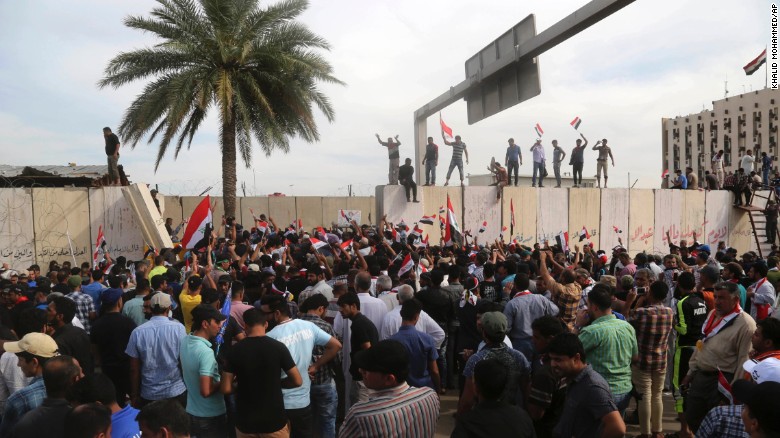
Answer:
[{"left": 0, "top": 212, "right": 779, "bottom": 438}]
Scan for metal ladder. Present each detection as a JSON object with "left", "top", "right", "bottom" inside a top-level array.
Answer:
[{"left": 738, "top": 188, "right": 778, "bottom": 258}]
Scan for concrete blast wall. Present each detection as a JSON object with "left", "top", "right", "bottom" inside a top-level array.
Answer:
[
  {"left": 0, "top": 184, "right": 760, "bottom": 271},
  {"left": 378, "top": 185, "right": 753, "bottom": 256}
]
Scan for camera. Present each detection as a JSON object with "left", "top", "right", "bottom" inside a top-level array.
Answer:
[{"left": 637, "top": 287, "right": 647, "bottom": 295}]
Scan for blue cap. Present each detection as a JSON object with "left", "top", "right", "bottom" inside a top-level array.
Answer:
[
  {"left": 100, "top": 288, "right": 123, "bottom": 307},
  {"left": 698, "top": 244, "right": 711, "bottom": 254}
]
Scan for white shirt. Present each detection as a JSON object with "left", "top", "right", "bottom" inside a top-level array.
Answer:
[
  {"left": 0, "top": 352, "right": 30, "bottom": 412},
  {"left": 378, "top": 291, "right": 400, "bottom": 312},
  {"left": 712, "top": 154, "right": 723, "bottom": 170},
  {"left": 741, "top": 154, "right": 755, "bottom": 174},
  {"left": 379, "top": 307, "right": 446, "bottom": 348},
  {"left": 750, "top": 278, "right": 776, "bottom": 319}
]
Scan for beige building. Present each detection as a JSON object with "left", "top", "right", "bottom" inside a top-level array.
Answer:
[{"left": 662, "top": 88, "right": 779, "bottom": 187}]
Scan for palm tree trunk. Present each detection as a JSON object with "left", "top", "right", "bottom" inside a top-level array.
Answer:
[{"left": 221, "top": 116, "right": 237, "bottom": 219}]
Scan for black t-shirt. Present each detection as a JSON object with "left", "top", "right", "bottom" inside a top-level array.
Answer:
[
  {"left": 104, "top": 133, "right": 120, "bottom": 155},
  {"left": 348, "top": 313, "right": 379, "bottom": 380},
  {"left": 90, "top": 312, "right": 136, "bottom": 368},
  {"left": 223, "top": 336, "right": 296, "bottom": 434},
  {"left": 52, "top": 324, "right": 94, "bottom": 375},
  {"left": 399, "top": 164, "right": 414, "bottom": 181},
  {"left": 456, "top": 301, "right": 481, "bottom": 352},
  {"left": 416, "top": 287, "right": 452, "bottom": 325}
]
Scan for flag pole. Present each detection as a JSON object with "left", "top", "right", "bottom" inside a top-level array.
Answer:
[{"left": 65, "top": 229, "right": 77, "bottom": 266}]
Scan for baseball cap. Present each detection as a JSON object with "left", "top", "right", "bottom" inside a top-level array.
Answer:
[
  {"left": 191, "top": 304, "right": 227, "bottom": 324},
  {"left": 247, "top": 264, "right": 260, "bottom": 272},
  {"left": 100, "top": 288, "right": 123, "bottom": 307},
  {"left": 187, "top": 275, "right": 203, "bottom": 289},
  {"left": 480, "top": 312, "right": 508, "bottom": 338},
  {"left": 743, "top": 357, "right": 780, "bottom": 384},
  {"left": 67, "top": 276, "right": 82, "bottom": 289},
  {"left": 355, "top": 340, "right": 409, "bottom": 379},
  {"left": 150, "top": 292, "right": 172, "bottom": 309},
  {"left": 4, "top": 333, "right": 59, "bottom": 358},
  {"left": 732, "top": 380, "right": 780, "bottom": 433}
]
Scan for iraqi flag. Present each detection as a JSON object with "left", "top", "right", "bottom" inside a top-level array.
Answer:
[
  {"left": 340, "top": 239, "right": 353, "bottom": 251},
  {"left": 92, "top": 225, "right": 106, "bottom": 268},
  {"left": 613, "top": 225, "right": 623, "bottom": 234},
  {"left": 510, "top": 199, "right": 516, "bottom": 229},
  {"left": 579, "top": 226, "right": 591, "bottom": 242},
  {"left": 534, "top": 123, "right": 544, "bottom": 138},
  {"left": 661, "top": 169, "right": 670, "bottom": 179},
  {"left": 443, "top": 194, "right": 461, "bottom": 246},
  {"left": 440, "top": 112, "right": 454, "bottom": 141},
  {"left": 717, "top": 369, "right": 734, "bottom": 404},
  {"left": 181, "top": 195, "right": 213, "bottom": 249},
  {"left": 411, "top": 224, "right": 424, "bottom": 238},
  {"left": 743, "top": 49, "right": 767, "bottom": 76},
  {"left": 256, "top": 221, "right": 269, "bottom": 235},
  {"left": 439, "top": 216, "right": 446, "bottom": 231},
  {"left": 398, "top": 253, "right": 415, "bottom": 277},
  {"left": 308, "top": 237, "right": 329, "bottom": 252},
  {"left": 419, "top": 215, "right": 435, "bottom": 226},
  {"left": 340, "top": 209, "right": 352, "bottom": 223},
  {"left": 419, "top": 234, "right": 429, "bottom": 248},
  {"left": 555, "top": 231, "right": 570, "bottom": 252},
  {"left": 478, "top": 221, "right": 487, "bottom": 233},
  {"left": 570, "top": 116, "right": 582, "bottom": 130}
]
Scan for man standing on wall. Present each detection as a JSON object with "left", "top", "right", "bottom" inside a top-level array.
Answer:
[
  {"left": 422, "top": 137, "right": 438, "bottom": 186},
  {"left": 505, "top": 138, "right": 522, "bottom": 187},
  {"left": 592, "top": 139, "right": 615, "bottom": 188},
  {"left": 443, "top": 134, "right": 469, "bottom": 187},
  {"left": 531, "top": 139, "right": 546, "bottom": 188},
  {"left": 570, "top": 134, "right": 588, "bottom": 188},
  {"left": 103, "top": 127, "right": 121, "bottom": 186},
  {"left": 376, "top": 134, "right": 401, "bottom": 185},
  {"left": 552, "top": 140, "right": 567, "bottom": 188},
  {"left": 712, "top": 149, "right": 725, "bottom": 187}
]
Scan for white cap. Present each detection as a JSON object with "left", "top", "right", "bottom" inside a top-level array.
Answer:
[{"left": 743, "top": 357, "right": 780, "bottom": 383}]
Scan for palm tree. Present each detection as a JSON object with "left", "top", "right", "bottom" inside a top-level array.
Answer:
[{"left": 99, "top": 0, "right": 343, "bottom": 218}]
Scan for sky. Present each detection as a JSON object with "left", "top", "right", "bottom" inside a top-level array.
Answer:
[{"left": 0, "top": 0, "right": 773, "bottom": 197}]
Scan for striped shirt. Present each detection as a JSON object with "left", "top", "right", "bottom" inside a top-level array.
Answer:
[
  {"left": 579, "top": 314, "right": 638, "bottom": 395},
  {"left": 339, "top": 383, "right": 440, "bottom": 438},
  {"left": 450, "top": 142, "right": 466, "bottom": 162}
]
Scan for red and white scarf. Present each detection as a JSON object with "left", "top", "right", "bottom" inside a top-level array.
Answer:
[{"left": 701, "top": 304, "right": 742, "bottom": 343}]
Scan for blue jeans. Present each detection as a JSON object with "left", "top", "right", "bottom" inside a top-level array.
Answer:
[
  {"left": 507, "top": 160, "right": 519, "bottom": 185},
  {"left": 311, "top": 382, "right": 337, "bottom": 438},
  {"left": 613, "top": 391, "right": 632, "bottom": 417},
  {"left": 425, "top": 161, "right": 437, "bottom": 184},
  {"left": 532, "top": 161, "right": 545, "bottom": 186},
  {"left": 447, "top": 160, "right": 464, "bottom": 182},
  {"left": 763, "top": 168, "right": 770, "bottom": 187}
]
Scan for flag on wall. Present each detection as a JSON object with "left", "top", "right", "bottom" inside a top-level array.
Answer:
[
  {"left": 570, "top": 116, "right": 582, "bottom": 130},
  {"left": 92, "top": 225, "right": 106, "bottom": 268},
  {"left": 443, "top": 194, "right": 461, "bottom": 246}
]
